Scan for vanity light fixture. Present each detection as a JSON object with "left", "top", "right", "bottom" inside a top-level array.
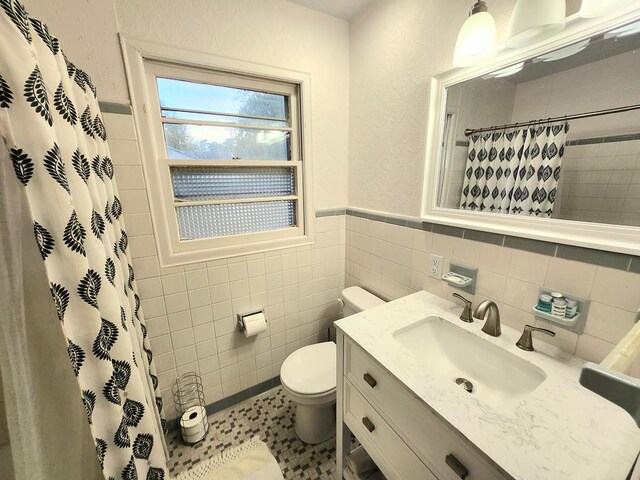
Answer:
[
  {"left": 579, "top": 0, "right": 633, "bottom": 18},
  {"left": 506, "top": 0, "right": 566, "bottom": 49},
  {"left": 452, "top": 1, "right": 497, "bottom": 68},
  {"left": 533, "top": 39, "right": 589, "bottom": 62}
]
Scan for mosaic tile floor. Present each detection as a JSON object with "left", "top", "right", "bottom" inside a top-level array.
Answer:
[{"left": 167, "top": 386, "right": 338, "bottom": 479}]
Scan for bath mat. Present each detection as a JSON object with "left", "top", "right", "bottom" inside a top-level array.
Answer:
[{"left": 174, "top": 436, "right": 284, "bottom": 480}]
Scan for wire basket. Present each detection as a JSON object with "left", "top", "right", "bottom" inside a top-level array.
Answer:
[{"left": 172, "top": 372, "right": 209, "bottom": 444}]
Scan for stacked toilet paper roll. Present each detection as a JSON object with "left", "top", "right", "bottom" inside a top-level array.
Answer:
[
  {"left": 180, "top": 405, "right": 208, "bottom": 444},
  {"left": 242, "top": 312, "right": 267, "bottom": 337}
]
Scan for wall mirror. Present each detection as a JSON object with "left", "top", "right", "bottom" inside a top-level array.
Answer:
[{"left": 423, "top": 10, "right": 640, "bottom": 255}]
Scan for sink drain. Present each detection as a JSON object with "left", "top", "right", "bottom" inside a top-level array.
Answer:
[{"left": 455, "top": 377, "right": 473, "bottom": 393}]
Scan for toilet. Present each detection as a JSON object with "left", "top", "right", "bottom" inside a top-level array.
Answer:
[{"left": 280, "top": 286, "right": 385, "bottom": 444}]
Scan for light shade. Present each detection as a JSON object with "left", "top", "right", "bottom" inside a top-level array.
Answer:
[
  {"left": 534, "top": 39, "right": 589, "bottom": 62},
  {"left": 580, "top": 0, "right": 632, "bottom": 18},
  {"left": 453, "top": 9, "right": 497, "bottom": 67},
  {"left": 506, "top": 0, "right": 566, "bottom": 49}
]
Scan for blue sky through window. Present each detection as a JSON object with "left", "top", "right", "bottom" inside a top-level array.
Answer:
[{"left": 156, "top": 77, "right": 287, "bottom": 144}]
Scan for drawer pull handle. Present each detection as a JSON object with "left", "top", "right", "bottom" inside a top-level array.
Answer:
[
  {"left": 445, "top": 454, "right": 468, "bottom": 480},
  {"left": 362, "top": 416, "right": 375, "bottom": 433},
  {"left": 363, "top": 373, "right": 377, "bottom": 388}
]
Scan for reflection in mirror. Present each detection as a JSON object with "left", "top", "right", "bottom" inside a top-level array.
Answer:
[{"left": 439, "top": 20, "right": 640, "bottom": 227}]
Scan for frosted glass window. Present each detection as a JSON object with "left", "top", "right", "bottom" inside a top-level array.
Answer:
[
  {"left": 176, "top": 201, "right": 296, "bottom": 240},
  {"left": 171, "top": 167, "right": 295, "bottom": 201}
]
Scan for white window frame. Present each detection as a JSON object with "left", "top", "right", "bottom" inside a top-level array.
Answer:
[{"left": 120, "top": 37, "right": 314, "bottom": 266}]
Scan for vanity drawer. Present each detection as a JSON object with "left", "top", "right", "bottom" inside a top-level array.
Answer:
[
  {"left": 344, "top": 379, "right": 437, "bottom": 480},
  {"left": 345, "top": 340, "right": 510, "bottom": 480}
]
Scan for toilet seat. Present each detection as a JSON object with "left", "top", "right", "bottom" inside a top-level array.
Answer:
[{"left": 280, "top": 342, "right": 336, "bottom": 396}]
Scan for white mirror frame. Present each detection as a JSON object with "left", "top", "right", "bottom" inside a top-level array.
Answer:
[{"left": 422, "top": 7, "right": 640, "bottom": 256}]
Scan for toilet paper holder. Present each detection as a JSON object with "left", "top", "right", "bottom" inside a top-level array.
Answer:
[{"left": 237, "top": 309, "right": 266, "bottom": 333}]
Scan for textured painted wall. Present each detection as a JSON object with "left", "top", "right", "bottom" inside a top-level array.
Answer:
[
  {"left": 348, "top": 0, "right": 524, "bottom": 216},
  {"left": 25, "top": 0, "right": 128, "bottom": 103},
  {"left": 114, "top": 0, "right": 350, "bottom": 209}
]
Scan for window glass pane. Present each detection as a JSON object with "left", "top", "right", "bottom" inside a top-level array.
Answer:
[
  {"left": 157, "top": 77, "right": 287, "bottom": 120},
  {"left": 171, "top": 166, "right": 295, "bottom": 201},
  {"left": 176, "top": 201, "right": 296, "bottom": 240},
  {"left": 163, "top": 124, "right": 290, "bottom": 160},
  {"left": 161, "top": 110, "right": 288, "bottom": 128}
]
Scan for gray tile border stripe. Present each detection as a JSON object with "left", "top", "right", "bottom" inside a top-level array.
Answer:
[
  {"left": 556, "top": 245, "right": 631, "bottom": 270},
  {"left": 166, "top": 376, "right": 281, "bottom": 432},
  {"left": 342, "top": 208, "right": 637, "bottom": 272},
  {"left": 386, "top": 216, "right": 407, "bottom": 227},
  {"left": 463, "top": 229, "right": 505, "bottom": 246},
  {"left": 99, "top": 101, "right": 132, "bottom": 115},
  {"left": 503, "top": 235, "right": 558, "bottom": 256},
  {"left": 371, "top": 213, "right": 387, "bottom": 223},
  {"left": 432, "top": 224, "right": 464, "bottom": 238},
  {"left": 315, "top": 208, "right": 346, "bottom": 217},
  {"left": 566, "top": 132, "right": 640, "bottom": 146},
  {"left": 406, "top": 220, "right": 423, "bottom": 230}
]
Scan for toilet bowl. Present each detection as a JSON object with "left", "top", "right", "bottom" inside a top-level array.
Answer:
[{"left": 280, "top": 286, "right": 385, "bottom": 444}]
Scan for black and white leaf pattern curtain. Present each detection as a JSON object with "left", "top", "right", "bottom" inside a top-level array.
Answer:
[
  {"left": 460, "top": 122, "right": 569, "bottom": 217},
  {"left": 0, "top": 1, "right": 168, "bottom": 479}
]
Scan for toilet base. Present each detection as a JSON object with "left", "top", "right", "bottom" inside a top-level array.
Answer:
[{"left": 294, "top": 402, "right": 336, "bottom": 444}]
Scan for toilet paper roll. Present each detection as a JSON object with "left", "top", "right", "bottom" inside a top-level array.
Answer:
[
  {"left": 242, "top": 312, "right": 267, "bottom": 337},
  {"left": 180, "top": 405, "right": 208, "bottom": 443},
  {"left": 183, "top": 427, "right": 207, "bottom": 444},
  {"left": 180, "top": 405, "right": 206, "bottom": 429}
]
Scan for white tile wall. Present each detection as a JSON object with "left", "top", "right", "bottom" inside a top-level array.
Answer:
[
  {"left": 557, "top": 140, "right": 640, "bottom": 226},
  {"left": 104, "top": 109, "right": 640, "bottom": 419},
  {"left": 104, "top": 112, "right": 345, "bottom": 419},
  {"left": 344, "top": 215, "right": 640, "bottom": 377}
]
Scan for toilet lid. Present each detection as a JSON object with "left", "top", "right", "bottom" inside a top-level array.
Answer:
[{"left": 280, "top": 342, "right": 336, "bottom": 396}]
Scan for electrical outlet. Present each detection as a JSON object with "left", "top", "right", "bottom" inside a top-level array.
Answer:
[{"left": 429, "top": 254, "right": 444, "bottom": 279}]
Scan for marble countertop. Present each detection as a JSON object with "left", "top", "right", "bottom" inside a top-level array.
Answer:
[{"left": 335, "top": 290, "right": 640, "bottom": 480}]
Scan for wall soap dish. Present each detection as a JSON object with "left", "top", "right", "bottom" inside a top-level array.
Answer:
[
  {"left": 442, "top": 262, "right": 477, "bottom": 294},
  {"left": 442, "top": 272, "right": 473, "bottom": 288},
  {"left": 532, "top": 288, "right": 590, "bottom": 334}
]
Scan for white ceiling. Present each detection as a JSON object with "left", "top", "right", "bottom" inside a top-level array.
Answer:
[{"left": 284, "top": 0, "right": 373, "bottom": 20}]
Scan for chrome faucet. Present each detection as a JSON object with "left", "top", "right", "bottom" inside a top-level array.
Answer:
[
  {"left": 473, "top": 300, "right": 501, "bottom": 337},
  {"left": 516, "top": 325, "right": 555, "bottom": 351},
  {"left": 452, "top": 293, "right": 473, "bottom": 323}
]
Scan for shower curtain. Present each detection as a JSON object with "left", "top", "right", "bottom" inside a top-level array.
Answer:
[
  {"left": 0, "top": 2, "right": 168, "bottom": 479},
  {"left": 460, "top": 122, "right": 569, "bottom": 217},
  {"left": 1, "top": 148, "right": 103, "bottom": 480}
]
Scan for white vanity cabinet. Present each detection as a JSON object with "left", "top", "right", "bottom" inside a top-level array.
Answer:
[{"left": 337, "top": 335, "right": 512, "bottom": 480}]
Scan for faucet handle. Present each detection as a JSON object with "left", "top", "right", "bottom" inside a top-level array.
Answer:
[
  {"left": 452, "top": 293, "right": 473, "bottom": 323},
  {"left": 516, "top": 324, "right": 555, "bottom": 351}
]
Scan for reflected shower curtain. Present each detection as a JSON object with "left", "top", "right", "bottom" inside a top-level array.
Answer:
[
  {"left": 460, "top": 122, "right": 569, "bottom": 217},
  {"left": 0, "top": 2, "right": 168, "bottom": 479}
]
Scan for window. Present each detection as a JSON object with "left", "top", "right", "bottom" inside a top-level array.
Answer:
[{"left": 129, "top": 51, "right": 313, "bottom": 265}]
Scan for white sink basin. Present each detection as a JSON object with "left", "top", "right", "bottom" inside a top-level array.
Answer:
[{"left": 393, "top": 316, "right": 546, "bottom": 408}]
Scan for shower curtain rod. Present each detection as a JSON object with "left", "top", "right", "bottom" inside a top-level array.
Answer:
[{"left": 464, "top": 103, "right": 640, "bottom": 136}]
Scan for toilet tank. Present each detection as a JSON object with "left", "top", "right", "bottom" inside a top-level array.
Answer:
[{"left": 341, "top": 286, "right": 385, "bottom": 317}]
